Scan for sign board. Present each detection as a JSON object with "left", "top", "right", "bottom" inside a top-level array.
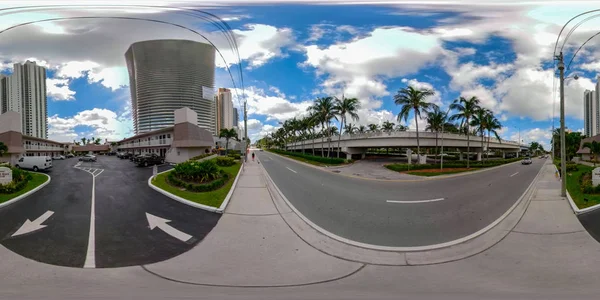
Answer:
[
  {"left": 406, "top": 149, "right": 412, "bottom": 165},
  {"left": 593, "top": 167, "right": 600, "bottom": 187},
  {"left": 419, "top": 155, "right": 427, "bottom": 164},
  {"left": 0, "top": 167, "right": 12, "bottom": 185}
]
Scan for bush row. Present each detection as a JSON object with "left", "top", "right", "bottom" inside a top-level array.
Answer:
[
  {"left": 579, "top": 171, "right": 600, "bottom": 194},
  {"left": 173, "top": 160, "right": 221, "bottom": 183},
  {"left": 270, "top": 149, "right": 347, "bottom": 165},
  {"left": 190, "top": 153, "right": 214, "bottom": 161},
  {"left": 0, "top": 167, "right": 32, "bottom": 194},
  {"left": 168, "top": 170, "right": 229, "bottom": 192},
  {"left": 216, "top": 156, "right": 236, "bottom": 166},
  {"left": 386, "top": 157, "right": 523, "bottom": 172}
]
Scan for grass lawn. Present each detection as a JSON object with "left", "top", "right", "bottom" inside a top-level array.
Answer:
[
  {"left": 0, "top": 173, "right": 49, "bottom": 204},
  {"left": 151, "top": 161, "right": 242, "bottom": 208},
  {"left": 267, "top": 149, "right": 349, "bottom": 167},
  {"left": 405, "top": 168, "right": 477, "bottom": 177},
  {"left": 564, "top": 164, "right": 600, "bottom": 209}
]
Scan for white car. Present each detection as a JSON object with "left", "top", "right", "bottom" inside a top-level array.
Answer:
[
  {"left": 79, "top": 154, "right": 97, "bottom": 162},
  {"left": 52, "top": 155, "right": 65, "bottom": 160},
  {"left": 15, "top": 156, "right": 53, "bottom": 172}
]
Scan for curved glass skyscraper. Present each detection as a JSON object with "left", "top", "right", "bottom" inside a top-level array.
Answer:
[{"left": 125, "top": 39, "right": 216, "bottom": 134}]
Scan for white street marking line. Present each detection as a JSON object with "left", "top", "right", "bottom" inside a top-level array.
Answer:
[
  {"left": 94, "top": 169, "right": 104, "bottom": 177},
  {"left": 510, "top": 172, "right": 519, "bottom": 177},
  {"left": 386, "top": 198, "right": 445, "bottom": 204},
  {"left": 146, "top": 213, "right": 193, "bottom": 242},
  {"left": 12, "top": 211, "right": 54, "bottom": 237},
  {"left": 84, "top": 175, "right": 96, "bottom": 268},
  {"left": 286, "top": 167, "right": 298, "bottom": 173}
]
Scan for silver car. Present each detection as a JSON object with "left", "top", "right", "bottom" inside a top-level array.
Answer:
[{"left": 79, "top": 154, "right": 97, "bottom": 162}]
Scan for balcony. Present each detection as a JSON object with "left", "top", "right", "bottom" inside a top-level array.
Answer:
[
  {"left": 24, "top": 145, "right": 64, "bottom": 151},
  {"left": 118, "top": 138, "right": 172, "bottom": 149}
]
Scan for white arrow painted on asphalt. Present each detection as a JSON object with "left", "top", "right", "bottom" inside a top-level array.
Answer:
[
  {"left": 146, "top": 213, "right": 193, "bottom": 242},
  {"left": 12, "top": 211, "right": 54, "bottom": 237}
]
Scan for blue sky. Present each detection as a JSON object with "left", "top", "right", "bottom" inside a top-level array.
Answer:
[{"left": 1, "top": 1, "right": 600, "bottom": 150}]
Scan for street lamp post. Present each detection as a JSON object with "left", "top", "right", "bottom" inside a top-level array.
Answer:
[{"left": 558, "top": 52, "right": 567, "bottom": 197}]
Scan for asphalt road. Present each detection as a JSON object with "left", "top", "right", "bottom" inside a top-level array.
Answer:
[
  {"left": 259, "top": 151, "right": 546, "bottom": 247},
  {"left": 577, "top": 209, "right": 600, "bottom": 243},
  {"left": 0, "top": 155, "right": 220, "bottom": 268}
]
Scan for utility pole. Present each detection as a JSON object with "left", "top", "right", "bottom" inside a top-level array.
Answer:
[
  {"left": 244, "top": 101, "right": 248, "bottom": 162},
  {"left": 557, "top": 52, "right": 567, "bottom": 197}
]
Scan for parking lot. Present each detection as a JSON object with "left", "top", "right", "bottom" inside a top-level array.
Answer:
[{"left": 0, "top": 155, "right": 221, "bottom": 268}]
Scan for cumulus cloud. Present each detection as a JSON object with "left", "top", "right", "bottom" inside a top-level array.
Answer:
[{"left": 48, "top": 108, "right": 133, "bottom": 142}]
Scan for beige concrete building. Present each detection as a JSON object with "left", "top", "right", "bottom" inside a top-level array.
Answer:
[
  {"left": 116, "top": 107, "right": 214, "bottom": 164},
  {"left": 215, "top": 87, "right": 234, "bottom": 134},
  {"left": 0, "top": 111, "right": 64, "bottom": 165}
]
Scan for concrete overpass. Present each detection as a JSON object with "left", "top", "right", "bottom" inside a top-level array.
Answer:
[{"left": 286, "top": 131, "right": 527, "bottom": 160}]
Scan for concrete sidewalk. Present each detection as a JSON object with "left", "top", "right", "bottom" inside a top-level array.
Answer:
[{"left": 143, "top": 159, "right": 363, "bottom": 287}]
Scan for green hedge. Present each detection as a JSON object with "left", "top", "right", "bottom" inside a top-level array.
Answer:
[
  {"left": 216, "top": 156, "right": 236, "bottom": 166},
  {"left": 167, "top": 171, "right": 229, "bottom": 192},
  {"left": 190, "top": 153, "right": 213, "bottom": 161},
  {"left": 228, "top": 153, "right": 241, "bottom": 159},
  {"left": 271, "top": 149, "right": 347, "bottom": 165},
  {"left": 0, "top": 167, "right": 32, "bottom": 194},
  {"left": 386, "top": 157, "right": 523, "bottom": 172}
]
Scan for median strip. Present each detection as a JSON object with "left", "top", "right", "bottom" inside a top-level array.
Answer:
[{"left": 386, "top": 198, "right": 445, "bottom": 204}]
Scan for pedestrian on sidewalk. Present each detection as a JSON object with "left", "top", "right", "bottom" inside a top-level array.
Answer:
[{"left": 252, "top": 152, "right": 255, "bottom": 162}]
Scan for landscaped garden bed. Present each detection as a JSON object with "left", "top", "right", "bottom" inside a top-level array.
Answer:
[{"left": 0, "top": 167, "right": 49, "bottom": 204}]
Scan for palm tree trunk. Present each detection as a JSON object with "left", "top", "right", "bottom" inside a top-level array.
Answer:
[
  {"left": 487, "top": 131, "right": 491, "bottom": 162},
  {"left": 327, "top": 122, "right": 331, "bottom": 158},
  {"left": 414, "top": 110, "right": 421, "bottom": 164},
  {"left": 320, "top": 123, "right": 325, "bottom": 157},
  {"left": 311, "top": 130, "right": 315, "bottom": 156},
  {"left": 435, "top": 131, "right": 439, "bottom": 162},
  {"left": 337, "top": 118, "right": 344, "bottom": 159},
  {"left": 466, "top": 119, "right": 470, "bottom": 168},
  {"left": 481, "top": 132, "right": 484, "bottom": 164}
]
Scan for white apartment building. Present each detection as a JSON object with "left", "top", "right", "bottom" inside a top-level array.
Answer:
[{"left": 0, "top": 61, "right": 48, "bottom": 139}]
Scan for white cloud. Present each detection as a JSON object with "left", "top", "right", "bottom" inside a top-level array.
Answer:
[
  {"left": 48, "top": 108, "right": 133, "bottom": 142},
  {"left": 232, "top": 86, "right": 313, "bottom": 122},
  {"left": 509, "top": 127, "right": 552, "bottom": 151},
  {"left": 301, "top": 26, "right": 444, "bottom": 103},
  {"left": 47, "top": 78, "right": 76, "bottom": 101},
  {"left": 400, "top": 78, "right": 442, "bottom": 106}
]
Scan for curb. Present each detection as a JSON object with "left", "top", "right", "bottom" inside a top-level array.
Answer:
[
  {"left": 147, "top": 159, "right": 243, "bottom": 214},
  {"left": 268, "top": 150, "right": 525, "bottom": 182},
  {"left": 0, "top": 172, "right": 51, "bottom": 209},
  {"left": 259, "top": 153, "right": 546, "bottom": 254},
  {"left": 557, "top": 164, "right": 600, "bottom": 215}
]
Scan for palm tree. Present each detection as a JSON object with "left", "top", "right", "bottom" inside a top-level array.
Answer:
[
  {"left": 219, "top": 128, "right": 238, "bottom": 153},
  {"left": 394, "top": 86, "right": 436, "bottom": 164},
  {"left": 0, "top": 141, "right": 7, "bottom": 157},
  {"left": 450, "top": 96, "right": 481, "bottom": 168},
  {"left": 395, "top": 124, "right": 408, "bottom": 132},
  {"left": 583, "top": 141, "right": 600, "bottom": 166},
  {"left": 426, "top": 106, "right": 452, "bottom": 158},
  {"left": 344, "top": 123, "right": 358, "bottom": 135},
  {"left": 308, "top": 97, "right": 335, "bottom": 157},
  {"left": 357, "top": 125, "right": 367, "bottom": 134},
  {"left": 382, "top": 121, "right": 395, "bottom": 133},
  {"left": 368, "top": 123, "right": 379, "bottom": 132},
  {"left": 484, "top": 114, "right": 502, "bottom": 161},
  {"left": 470, "top": 107, "right": 492, "bottom": 163},
  {"left": 306, "top": 113, "right": 319, "bottom": 156},
  {"left": 334, "top": 95, "right": 361, "bottom": 158},
  {"left": 94, "top": 137, "right": 102, "bottom": 145}
]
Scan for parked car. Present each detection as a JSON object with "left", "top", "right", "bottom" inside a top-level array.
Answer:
[
  {"left": 521, "top": 157, "right": 533, "bottom": 165},
  {"left": 79, "top": 154, "right": 97, "bottom": 162},
  {"left": 52, "top": 155, "right": 65, "bottom": 160},
  {"left": 15, "top": 156, "right": 53, "bottom": 172},
  {"left": 130, "top": 154, "right": 143, "bottom": 162},
  {"left": 135, "top": 153, "right": 164, "bottom": 167},
  {"left": 66, "top": 153, "right": 75, "bottom": 158}
]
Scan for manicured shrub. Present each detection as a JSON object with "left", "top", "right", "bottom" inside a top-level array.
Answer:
[
  {"left": 216, "top": 156, "right": 236, "bottom": 166},
  {"left": 190, "top": 153, "right": 213, "bottom": 161},
  {"left": 0, "top": 167, "right": 32, "bottom": 194},
  {"left": 173, "top": 160, "right": 221, "bottom": 183}
]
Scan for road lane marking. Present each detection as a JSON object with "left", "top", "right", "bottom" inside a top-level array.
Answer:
[
  {"left": 146, "top": 213, "right": 193, "bottom": 242},
  {"left": 286, "top": 167, "right": 298, "bottom": 173},
  {"left": 11, "top": 211, "right": 54, "bottom": 237},
  {"left": 84, "top": 175, "right": 96, "bottom": 268},
  {"left": 510, "top": 172, "right": 519, "bottom": 177},
  {"left": 386, "top": 198, "right": 445, "bottom": 204}
]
